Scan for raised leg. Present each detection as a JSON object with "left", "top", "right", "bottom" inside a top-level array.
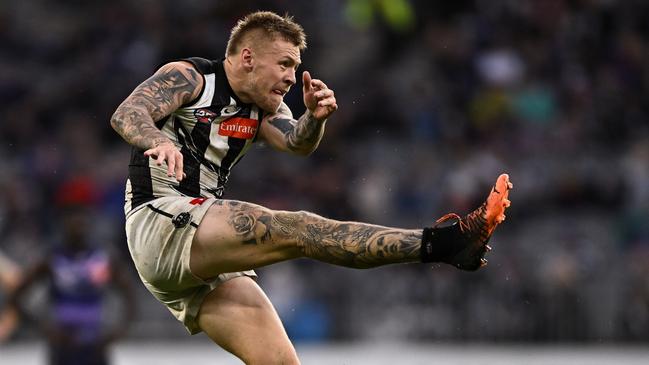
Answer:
[
  {"left": 189, "top": 174, "right": 512, "bottom": 279},
  {"left": 189, "top": 199, "right": 422, "bottom": 279}
]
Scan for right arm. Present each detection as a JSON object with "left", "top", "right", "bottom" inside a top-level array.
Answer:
[
  {"left": 6, "top": 261, "right": 49, "bottom": 339},
  {"left": 8, "top": 261, "right": 48, "bottom": 315},
  {"left": 110, "top": 61, "right": 203, "bottom": 181},
  {"left": 9, "top": 261, "right": 76, "bottom": 345}
]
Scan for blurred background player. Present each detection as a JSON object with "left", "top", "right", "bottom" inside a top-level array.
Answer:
[
  {"left": 8, "top": 177, "right": 136, "bottom": 365},
  {"left": 0, "top": 249, "right": 22, "bottom": 342}
]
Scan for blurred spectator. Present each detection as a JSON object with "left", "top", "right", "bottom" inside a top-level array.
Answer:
[{"left": 8, "top": 177, "right": 136, "bottom": 364}]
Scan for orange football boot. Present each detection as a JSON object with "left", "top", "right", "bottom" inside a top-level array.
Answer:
[{"left": 421, "top": 174, "right": 512, "bottom": 271}]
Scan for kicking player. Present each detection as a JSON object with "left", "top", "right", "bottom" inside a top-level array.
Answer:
[{"left": 111, "top": 10, "right": 512, "bottom": 364}]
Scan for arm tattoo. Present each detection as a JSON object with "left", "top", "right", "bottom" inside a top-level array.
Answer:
[
  {"left": 225, "top": 200, "right": 421, "bottom": 268},
  {"left": 289, "top": 112, "right": 325, "bottom": 152},
  {"left": 267, "top": 118, "right": 295, "bottom": 135},
  {"left": 268, "top": 110, "right": 325, "bottom": 154},
  {"left": 110, "top": 65, "right": 201, "bottom": 149}
]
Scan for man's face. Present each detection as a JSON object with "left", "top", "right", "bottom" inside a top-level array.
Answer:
[
  {"left": 244, "top": 38, "right": 301, "bottom": 113},
  {"left": 60, "top": 207, "right": 90, "bottom": 249}
]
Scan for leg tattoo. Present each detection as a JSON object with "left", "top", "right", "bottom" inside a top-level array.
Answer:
[
  {"left": 296, "top": 219, "right": 422, "bottom": 268},
  {"left": 222, "top": 200, "right": 421, "bottom": 269}
]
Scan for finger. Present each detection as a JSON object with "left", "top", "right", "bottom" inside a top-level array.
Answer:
[
  {"left": 166, "top": 152, "right": 176, "bottom": 177},
  {"left": 318, "top": 97, "right": 338, "bottom": 109},
  {"left": 174, "top": 153, "right": 184, "bottom": 181},
  {"left": 302, "top": 71, "right": 312, "bottom": 92},
  {"left": 315, "top": 89, "right": 334, "bottom": 99},
  {"left": 323, "top": 103, "right": 338, "bottom": 112},
  {"left": 143, "top": 148, "right": 155, "bottom": 158},
  {"left": 310, "top": 78, "right": 328, "bottom": 90},
  {"left": 155, "top": 151, "right": 166, "bottom": 166},
  {"left": 318, "top": 98, "right": 337, "bottom": 107}
]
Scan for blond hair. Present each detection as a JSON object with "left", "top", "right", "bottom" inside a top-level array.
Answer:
[{"left": 226, "top": 11, "right": 307, "bottom": 56}]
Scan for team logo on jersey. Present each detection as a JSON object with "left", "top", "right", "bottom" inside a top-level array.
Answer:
[
  {"left": 220, "top": 105, "right": 241, "bottom": 117},
  {"left": 194, "top": 108, "right": 217, "bottom": 124},
  {"left": 218, "top": 117, "right": 258, "bottom": 139}
]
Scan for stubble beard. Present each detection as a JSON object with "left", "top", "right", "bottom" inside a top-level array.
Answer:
[{"left": 244, "top": 76, "right": 281, "bottom": 113}]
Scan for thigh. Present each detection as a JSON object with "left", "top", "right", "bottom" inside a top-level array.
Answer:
[
  {"left": 190, "top": 200, "right": 303, "bottom": 280},
  {"left": 197, "top": 276, "right": 299, "bottom": 365}
]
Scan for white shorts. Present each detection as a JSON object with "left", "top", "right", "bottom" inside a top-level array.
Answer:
[{"left": 125, "top": 196, "right": 256, "bottom": 334}]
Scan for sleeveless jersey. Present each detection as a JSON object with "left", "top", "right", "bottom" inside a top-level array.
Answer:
[
  {"left": 50, "top": 247, "right": 111, "bottom": 329},
  {"left": 125, "top": 58, "right": 263, "bottom": 213}
]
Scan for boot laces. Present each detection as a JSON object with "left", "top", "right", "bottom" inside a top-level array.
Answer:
[{"left": 434, "top": 204, "right": 490, "bottom": 244}]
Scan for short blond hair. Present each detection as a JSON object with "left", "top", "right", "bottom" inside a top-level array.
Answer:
[{"left": 226, "top": 11, "right": 307, "bottom": 56}]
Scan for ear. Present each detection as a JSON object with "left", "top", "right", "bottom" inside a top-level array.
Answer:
[{"left": 241, "top": 48, "right": 254, "bottom": 72}]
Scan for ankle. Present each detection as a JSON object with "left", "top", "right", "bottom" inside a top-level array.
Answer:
[{"left": 420, "top": 218, "right": 463, "bottom": 263}]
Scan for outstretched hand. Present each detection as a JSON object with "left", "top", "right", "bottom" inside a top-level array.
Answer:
[
  {"left": 144, "top": 141, "right": 185, "bottom": 182},
  {"left": 302, "top": 71, "right": 337, "bottom": 121}
]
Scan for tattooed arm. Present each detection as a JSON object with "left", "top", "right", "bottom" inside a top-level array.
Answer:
[
  {"left": 258, "top": 71, "right": 337, "bottom": 155},
  {"left": 259, "top": 103, "right": 326, "bottom": 155},
  {"left": 110, "top": 61, "right": 203, "bottom": 180}
]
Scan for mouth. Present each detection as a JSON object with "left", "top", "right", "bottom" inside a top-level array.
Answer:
[{"left": 272, "top": 89, "right": 287, "bottom": 96}]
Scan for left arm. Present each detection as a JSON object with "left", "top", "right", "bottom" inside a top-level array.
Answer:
[
  {"left": 260, "top": 104, "right": 325, "bottom": 155},
  {"left": 259, "top": 71, "right": 337, "bottom": 155}
]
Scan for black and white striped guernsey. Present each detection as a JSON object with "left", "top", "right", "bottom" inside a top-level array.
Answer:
[{"left": 124, "top": 57, "right": 263, "bottom": 213}]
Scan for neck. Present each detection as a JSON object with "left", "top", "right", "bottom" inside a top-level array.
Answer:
[{"left": 223, "top": 58, "right": 253, "bottom": 104}]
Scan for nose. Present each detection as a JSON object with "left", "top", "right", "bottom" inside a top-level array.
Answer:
[{"left": 285, "top": 68, "right": 296, "bottom": 86}]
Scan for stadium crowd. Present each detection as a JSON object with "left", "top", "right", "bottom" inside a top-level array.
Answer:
[{"left": 1, "top": 0, "right": 648, "bottom": 343}]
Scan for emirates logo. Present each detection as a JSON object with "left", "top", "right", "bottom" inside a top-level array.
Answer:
[{"left": 218, "top": 117, "right": 258, "bottom": 139}]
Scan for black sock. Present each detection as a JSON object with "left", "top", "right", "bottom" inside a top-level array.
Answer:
[{"left": 420, "top": 222, "right": 462, "bottom": 263}]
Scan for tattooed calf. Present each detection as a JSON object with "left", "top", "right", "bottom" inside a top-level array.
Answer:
[{"left": 223, "top": 200, "right": 422, "bottom": 269}]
